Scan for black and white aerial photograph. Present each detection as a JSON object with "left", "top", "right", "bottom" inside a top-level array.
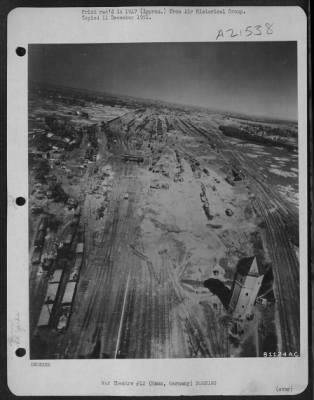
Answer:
[{"left": 28, "top": 42, "right": 299, "bottom": 359}]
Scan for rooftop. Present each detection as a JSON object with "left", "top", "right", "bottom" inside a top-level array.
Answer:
[{"left": 236, "top": 256, "right": 265, "bottom": 277}]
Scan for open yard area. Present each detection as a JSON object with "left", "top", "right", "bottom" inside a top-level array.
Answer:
[{"left": 28, "top": 83, "right": 299, "bottom": 359}]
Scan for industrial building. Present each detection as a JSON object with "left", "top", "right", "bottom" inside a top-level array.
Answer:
[{"left": 228, "top": 256, "right": 265, "bottom": 320}]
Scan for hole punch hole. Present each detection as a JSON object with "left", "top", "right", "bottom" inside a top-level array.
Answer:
[
  {"left": 16, "top": 47, "right": 26, "bottom": 57},
  {"left": 15, "top": 348, "right": 26, "bottom": 357},
  {"left": 16, "top": 197, "right": 26, "bottom": 206}
]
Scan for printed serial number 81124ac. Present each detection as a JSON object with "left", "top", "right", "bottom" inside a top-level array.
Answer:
[
  {"left": 216, "top": 23, "right": 273, "bottom": 40},
  {"left": 263, "top": 352, "right": 299, "bottom": 357}
]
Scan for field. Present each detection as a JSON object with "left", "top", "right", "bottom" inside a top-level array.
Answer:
[{"left": 28, "top": 83, "right": 299, "bottom": 359}]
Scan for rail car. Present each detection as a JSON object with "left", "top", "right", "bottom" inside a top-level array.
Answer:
[
  {"left": 57, "top": 305, "right": 72, "bottom": 331},
  {"left": 31, "top": 248, "right": 42, "bottom": 264},
  {"left": 121, "top": 154, "right": 144, "bottom": 163},
  {"left": 37, "top": 303, "right": 53, "bottom": 328},
  {"left": 75, "top": 242, "right": 84, "bottom": 254},
  {"left": 69, "top": 270, "right": 79, "bottom": 282},
  {"left": 74, "top": 252, "right": 83, "bottom": 268},
  {"left": 49, "top": 269, "right": 63, "bottom": 283},
  {"left": 42, "top": 256, "right": 55, "bottom": 271},
  {"left": 74, "top": 206, "right": 81, "bottom": 216},
  {"left": 203, "top": 204, "right": 213, "bottom": 220},
  {"left": 64, "top": 233, "right": 73, "bottom": 246},
  {"left": 69, "top": 252, "right": 83, "bottom": 282},
  {"left": 38, "top": 216, "right": 48, "bottom": 232},
  {"left": 61, "top": 282, "right": 77, "bottom": 305},
  {"left": 44, "top": 282, "right": 60, "bottom": 303},
  {"left": 200, "top": 193, "right": 206, "bottom": 203},
  {"left": 34, "top": 216, "right": 48, "bottom": 248},
  {"left": 71, "top": 254, "right": 82, "bottom": 279},
  {"left": 64, "top": 224, "right": 78, "bottom": 246},
  {"left": 34, "top": 229, "right": 46, "bottom": 247}
]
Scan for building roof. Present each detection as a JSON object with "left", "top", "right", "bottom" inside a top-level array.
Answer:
[
  {"left": 62, "top": 282, "right": 76, "bottom": 304},
  {"left": 236, "top": 256, "right": 264, "bottom": 277}
]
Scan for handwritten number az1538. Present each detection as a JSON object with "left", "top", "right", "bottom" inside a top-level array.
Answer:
[{"left": 216, "top": 23, "right": 273, "bottom": 40}]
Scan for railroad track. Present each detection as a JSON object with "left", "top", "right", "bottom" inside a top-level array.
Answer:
[
  {"left": 252, "top": 193, "right": 299, "bottom": 352},
  {"left": 117, "top": 271, "right": 137, "bottom": 358},
  {"left": 43, "top": 111, "right": 300, "bottom": 360},
  {"left": 212, "top": 130, "right": 300, "bottom": 353}
]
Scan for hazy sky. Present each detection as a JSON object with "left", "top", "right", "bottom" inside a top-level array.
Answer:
[{"left": 29, "top": 42, "right": 297, "bottom": 120}]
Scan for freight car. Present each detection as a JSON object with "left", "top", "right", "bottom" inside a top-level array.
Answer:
[
  {"left": 57, "top": 305, "right": 72, "bottom": 331},
  {"left": 31, "top": 248, "right": 42, "bottom": 264},
  {"left": 61, "top": 282, "right": 77, "bottom": 305},
  {"left": 203, "top": 203, "right": 213, "bottom": 220},
  {"left": 38, "top": 216, "right": 48, "bottom": 232},
  {"left": 64, "top": 225, "right": 77, "bottom": 246},
  {"left": 75, "top": 242, "right": 84, "bottom": 254},
  {"left": 34, "top": 229, "right": 46, "bottom": 247},
  {"left": 37, "top": 303, "right": 53, "bottom": 328},
  {"left": 42, "top": 257, "right": 55, "bottom": 271},
  {"left": 44, "top": 282, "right": 60, "bottom": 303},
  {"left": 34, "top": 216, "right": 48, "bottom": 247},
  {"left": 121, "top": 154, "right": 144, "bottom": 163},
  {"left": 49, "top": 269, "right": 63, "bottom": 283}
]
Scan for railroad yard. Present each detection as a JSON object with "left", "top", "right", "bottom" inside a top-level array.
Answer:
[{"left": 29, "top": 83, "right": 299, "bottom": 359}]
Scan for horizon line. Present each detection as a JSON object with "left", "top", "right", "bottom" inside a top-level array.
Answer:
[{"left": 29, "top": 79, "right": 298, "bottom": 124}]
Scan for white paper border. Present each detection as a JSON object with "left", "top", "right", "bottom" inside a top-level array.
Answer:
[{"left": 7, "top": 6, "right": 308, "bottom": 396}]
